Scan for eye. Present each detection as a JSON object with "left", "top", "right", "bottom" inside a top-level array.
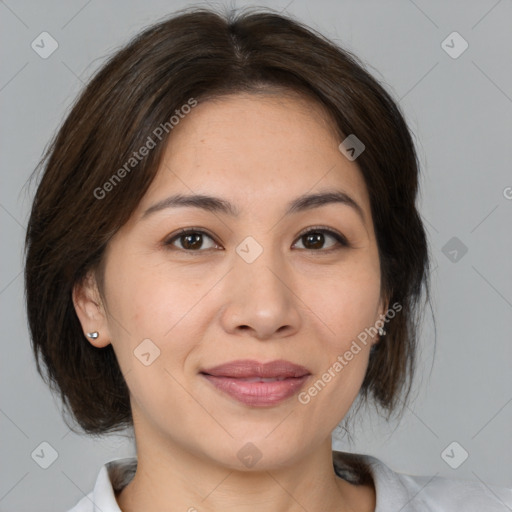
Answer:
[
  {"left": 163, "top": 226, "right": 349, "bottom": 253},
  {"left": 293, "top": 226, "right": 349, "bottom": 252},
  {"left": 164, "top": 228, "right": 220, "bottom": 252}
]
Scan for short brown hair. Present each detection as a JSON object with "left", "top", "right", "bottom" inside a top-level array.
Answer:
[{"left": 25, "top": 7, "right": 431, "bottom": 441}]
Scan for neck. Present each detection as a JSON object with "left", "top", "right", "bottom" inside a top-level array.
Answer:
[{"left": 115, "top": 439, "right": 369, "bottom": 512}]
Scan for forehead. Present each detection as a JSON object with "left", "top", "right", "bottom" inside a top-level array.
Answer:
[
  {"left": 135, "top": 92, "right": 372, "bottom": 224},
  {"left": 166, "top": 91, "right": 341, "bottom": 165}
]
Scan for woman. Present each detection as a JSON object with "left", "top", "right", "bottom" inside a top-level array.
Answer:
[{"left": 24, "top": 6, "right": 511, "bottom": 512}]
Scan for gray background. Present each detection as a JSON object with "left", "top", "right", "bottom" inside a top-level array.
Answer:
[{"left": 1, "top": 0, "right": 511, "bottom": 510}]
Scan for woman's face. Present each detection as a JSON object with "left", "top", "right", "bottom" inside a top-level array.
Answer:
[{"left": 76, "top": 92, "right": 387, "bottom": 469}]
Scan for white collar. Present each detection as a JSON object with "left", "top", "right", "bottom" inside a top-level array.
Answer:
[{"left": 69, "top": 450, "right": 512, "bottom": 511}]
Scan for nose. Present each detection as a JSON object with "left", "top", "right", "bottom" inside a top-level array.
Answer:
[{"left": 219, "top": 240, "right": 302, "bottom": 341}]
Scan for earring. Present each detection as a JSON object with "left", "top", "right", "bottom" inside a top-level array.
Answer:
[
  {"left": 86, "top": 331, "right": 99, "bottom": 339},
  {"left": 378, "top": 327, "right": 386, "bottom": 336}
]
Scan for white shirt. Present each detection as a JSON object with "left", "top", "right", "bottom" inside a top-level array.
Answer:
[{"left": 67, "top": 450, "right": 512, "bottom": 511}]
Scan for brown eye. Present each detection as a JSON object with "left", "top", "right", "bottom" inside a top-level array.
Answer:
[
  {"left": 293, "top": 228, "right": 349, "bottom": 251},
  {"left": 163, "top": 226, "right": 348, "bottom": 254},
  {"left": 165, "top": 229, "right": 219, "bottom": 251}
]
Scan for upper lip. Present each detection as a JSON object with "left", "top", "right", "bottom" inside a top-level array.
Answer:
[{"left": 201, "top": 359, "right": 311, "bottom": 379}]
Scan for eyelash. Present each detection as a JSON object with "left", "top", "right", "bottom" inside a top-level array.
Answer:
[{"left": 163, "top": 226, "right": 349, "bottom": 254}]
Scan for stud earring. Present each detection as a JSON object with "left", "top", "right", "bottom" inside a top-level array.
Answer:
[
  {"left": 86, "top": 331, "right": 99, "bottom": 339},
  {"left": 378, "top": 327, "right": 386, "bottom": 336}
]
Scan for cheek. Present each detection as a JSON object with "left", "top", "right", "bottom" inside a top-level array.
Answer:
[
  {"left": 297, "top": 262, "right": 380, "bottom": 411},
  {"left": 104, "top": 255, "right": 212, "bottom": 376},
  {"left": 103, "top": 263, "right": 200, "bottom": 419},
  {"left": 308, "top": 261, "right": 381, "bottom": 348},
  {"left": 104, "top": 251, "right": 183, "bottom": 334}
]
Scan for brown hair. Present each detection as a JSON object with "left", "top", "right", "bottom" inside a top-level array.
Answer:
[{"left": 25, "top": 6, "right": 432, "bottom": 450}]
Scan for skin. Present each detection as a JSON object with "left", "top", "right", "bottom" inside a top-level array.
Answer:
[{"left": 73, "top": 92, "right": 388, "bottom": 512}]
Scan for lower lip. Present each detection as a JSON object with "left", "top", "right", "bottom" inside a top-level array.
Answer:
[{"left": 202, "top": 374, "right": 310, "bottom": 406}]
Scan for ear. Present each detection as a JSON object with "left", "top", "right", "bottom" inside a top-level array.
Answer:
[
  {"left": 72, "top": 270, "right": 112, "bottom": 348},
  {"left": 379, "top": 293, "right": 390, "bottom": 319},
  {"left": 372, "top": 292, "right": 391, "bottom": 347}
]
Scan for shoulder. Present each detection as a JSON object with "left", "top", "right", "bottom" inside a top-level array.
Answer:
[
  {"left": 333, "top": 450, "right": 512, "bottom": 512},
  {"left": 65, "top": 457, "right": 137, "bottom": 512},
  {"left": 66, "top": 490, "right": 95, "bottom": 512}
]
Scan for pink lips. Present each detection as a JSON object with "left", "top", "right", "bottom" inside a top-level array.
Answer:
[{"left": 200, "top": 359, "right": 311, "bottom": 407}]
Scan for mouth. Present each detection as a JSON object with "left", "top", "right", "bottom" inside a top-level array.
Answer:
[{"left": 200, "top": 359, "right": 311, "bottom": 407}]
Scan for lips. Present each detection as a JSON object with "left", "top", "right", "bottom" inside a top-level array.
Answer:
[
  {"left": 200, "top": 359, "right": 311, "bottom": 406},
  {"left": 201, "top": 359, "right": 310, "bottom": 379}
]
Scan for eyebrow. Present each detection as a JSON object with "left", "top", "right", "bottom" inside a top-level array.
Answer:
[{"left": 141, "top": 189, "right": 365, "bottom": 223}]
